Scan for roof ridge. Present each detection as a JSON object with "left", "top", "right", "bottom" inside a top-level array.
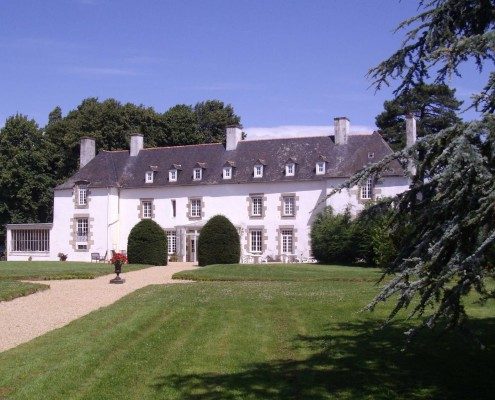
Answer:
[{"left": 141, "top": 142, "right": 223, "bottom": 151}]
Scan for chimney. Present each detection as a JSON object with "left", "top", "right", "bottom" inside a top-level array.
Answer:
[
  {"left": 80, "top": 137, "right": 96, "bottom": 169},
  {"left": 225, "top": 125, "right": 243, "bottom": 151},
  {"left": 130, "top": 133, "right": 144, "bottom": 157},
  {"left": 405, "top": 113, "right": 417, "bottom": 148},
  {"left": 334, "top": 117, "right": 350, "bottom": 145}
]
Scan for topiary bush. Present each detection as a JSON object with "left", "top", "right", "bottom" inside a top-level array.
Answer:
[
  {"left": 127, "top": 219, "right": 168, "bottom": 266},
  {"left": 197, "top": 215, "right": 240, "bottom": 267}
]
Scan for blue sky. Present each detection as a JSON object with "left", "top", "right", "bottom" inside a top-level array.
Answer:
[{"left": 0, "top": 0, "right": 488, "bottom": 137}]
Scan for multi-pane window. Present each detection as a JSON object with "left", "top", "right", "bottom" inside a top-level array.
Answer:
[
  {"left": 281, "top": 229, "right": 294, "bottom": 254},
  {"left": 145, "top": 171, "right": 154, "bottom": 183},
  {"left": 193, "top": 168, "right": 202, "bottom": 181},
  {"left": 254, "top": 164, "right": 263, "bottom": 178},
  {"left": 251, "top": 197, "right": 263, "bottom": 217},
  {"left": 166, "top": 231, "right": 177, "bottom": 254},
  {"left": 250, "top": 230, "right": 263, "bottom": 253},
  {"left": 76, "top": 218, "right": 88, "bottom": 241},
  {"left": 169, "top": 169, "right": 177, "bottom": 182},
  {"left": 223, "top": 167, "right": 232, "bottom": 179},
  {"left": 11, "top": 229, "right": 50, "bottom": 252},
  {"left": 316, "top": 162, "right": 326, "bottom": 175},
  {"left": 283, "top": 196, "right": 295, "bottom": 216},
  {"left": 78, "top": 186, "right": 88, "bottom": 206},
  {"left": 361, "top": 176, "right": 373, "bottom": 200},
  {"left": 285, "top": 163, "right": 295, "bottom": 176},
  {"left": 142, "top": 201, "right": 153, "bottom": 219},
  {"left": 190, "top": 199, "right": 202, "bottom": 218}
]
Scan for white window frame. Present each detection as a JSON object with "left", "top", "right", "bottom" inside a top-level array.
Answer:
[
  {"left": 281, "top": 229, "right": 294, "bottom": 254},
  {"left": 142, "top": 201, "right": 153, "bottom": 219},
  {"left": 254, "top": 164, "right": 263, "bottom": 178},
  {"left": 285, "top": 163, "right": 295, "bottom": 176},
  {"left": 251, "top": 196, "right": 263, "bottom": 217},
  {"left": 166, "top": 231, "right": 177, "bottom": 254},
  {"left": 11, "top": 229, "right": 50, "bottom": 252},
  {"left": 316, "top": 161, "right": 326, "bottom": 175},
  {"left": 282, "top": 196, "right": 295, "bottom": 216},
  {"left": 76, "top": 218, "right": 88, "bottom": 242},
  {"left": 145, "top": 171, "right": 154, "bottom": 183},
  {"left": 193, "top": 168, "right": 202, "bottom": 181},
  {"left": 169, "top": 169, "right": 177, "bottom": 182},
  {"left": 250, "top": 230, "right": 263, "bottom": 253},
  {"left": 360, "top": 176, "right": 373, "bottom": 200},
  {"left": 223, "top": 166, "right": 232, "bottom": 179},
  {"left": 78, "top": 186, "right": 88, "bottom": 206},
  {"left": 190, "top": 199, "right": 202, "bottom": 218}
]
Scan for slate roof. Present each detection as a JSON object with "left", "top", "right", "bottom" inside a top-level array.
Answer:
[{"left": 55, "top": 133, "right": 404, "bottom": 190}]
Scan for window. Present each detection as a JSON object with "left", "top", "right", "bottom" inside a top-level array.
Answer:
[
  {"left": 166, "top": 231, "right": 177, "bottom": 254},
  {"left": 361, "top": 176, "right": 373, "bottom": 200},
  {"left": 316, "top": 162, "right": 326, "bottom": 175},
  {"left": 368, "top": 152, "right": 375, "bottom": 159},
  {"left": 223, "top": 166, "right": 232, "bottom": 179},
  {"left": 145, "top": 171, "right": 154, "bottom": 183},
  {"left": 78, "top": 186, "right": 88, "bottom": 206},
  {"left": 281, "top": 229, "right": 293, "bottom": 254},
  {"left": 11, "top": 229, "right": 50, "bottom": 252},
  {"left": 193, "top": 168, "right": 202, "bottom": 181},
  {"left": 282, "top": 196, "right": 295, "bottom": 216},
  {"left": 190, "top": 199, "right": 202, "bottom": 218},
  {"left": 251, "top": 197, "right": 263, "bottom": 217},
  {"left": 254, "top": 164, "right": 263, "bottom": 178},
  {"left": 76, "top": 218, "right": 88, "bottom": 241},
  {"left": 285, "top": 163, "right": 295, "bottom": 176},
  {"left": 142, "top": 201, "right": 153, "bottom": 219},
  {"left": 169, "top": 169, "right": 177, "bottom": 182},
  {"left": 171, "top": 199, "right": 176, "bottom": 218},
  {"left": 250, "top": 230, "right": 263, "bottom": 253}
]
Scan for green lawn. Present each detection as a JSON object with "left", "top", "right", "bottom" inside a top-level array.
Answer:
[
  {"left": 0, "top": 264, "right": 493, "bottom": 399},
  {"left": 0, "top": 281, "right": 49, "bottom": 302},
  {"left": 0, "top": 261, "right": 152, "bottom": 281}
]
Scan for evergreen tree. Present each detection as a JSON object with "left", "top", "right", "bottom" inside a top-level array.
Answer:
[
  {"left": 376, "top": 84, "right": 462, "bottom": 150},
  {"left": 335, "top": 0, "right": 495, "bottom": 339}
]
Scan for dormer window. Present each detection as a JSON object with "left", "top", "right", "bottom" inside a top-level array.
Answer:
[
  {"left": 169, "top": 169, "right": 177, "bottom": 182},
  {"left": 286, "top": 163, "right": 296, "bottom": 176},
  {"left": 145, "top": 171, "right": 154, "bottom": 183},
  {"left": 193, "top": 168, "right": 202, "bottom": 181},
  {"left": 254, "top": 164, "right": 263, "bottom": 178},
  {"left": 223, "top": 166, "right": 232, "bottom": 179},
  {"left": 316, "top": 161, "right": 326, "bottom": 175},
  {"left": 78, "top": 186, "right": 88, "bottom": 206},
  {"left": 368, "top": 152, "right": 375, "bottom": 159}
]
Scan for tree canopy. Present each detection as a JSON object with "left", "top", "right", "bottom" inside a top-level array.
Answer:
[{"left": 336, "top": 0, "right": 495, "bottom": 340}]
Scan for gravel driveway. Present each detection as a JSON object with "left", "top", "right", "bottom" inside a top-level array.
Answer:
[{"left": 0, "top": 263, "right": 197, "bottom": 353}]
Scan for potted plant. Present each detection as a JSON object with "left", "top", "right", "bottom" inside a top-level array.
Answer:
[{"left": 109, "top": 252, "right": 127, "bottom": 284}]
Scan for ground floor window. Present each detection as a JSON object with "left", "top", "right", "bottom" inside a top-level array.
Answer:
[
  {"left": 11, "top": 229, "right": 50, "bottom": 252},
  {"left": 166, "top": 231, "right": 177, "bottom": 254},
  {"left": 250, "top": 230, "right": 263, "bottom": 253},
  {"left": 76, "top": 218, "right": 88, "bottom": 241},
  {"left": 281, "top": 229, "right": 293, "bottom": 254}
]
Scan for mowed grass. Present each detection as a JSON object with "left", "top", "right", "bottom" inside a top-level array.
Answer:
[
  {"left": 0, "top": 261, "right": 153, "bottom": 281},
  {"left": 0, "top": 281, "right": 49, "bottom": 302},
  {"left": 0, "top": 265, "right": 493, "bottom": 399}
]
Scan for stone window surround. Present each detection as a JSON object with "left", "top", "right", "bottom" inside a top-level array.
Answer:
[
  {"left": 276, "top": 225, "right": 298, "bottom": 255},
  {"left": 350, "top": 177, "right": 382, "bottom": 204},
  {"left": 278, "top": 193, "right": 300, "bottom": 219},
  {"left": 187, "top": 197, "right": 205, "bottom": 220},
  {"left": 138, "top": 198, "right": 156, "bottom": 219},
  {"left": 69, "top": 214, "right": 94, "bottom": 252},
  {"left": 244, "top": 226, "right": 268, "bottom": 254},
  {"left": 246, "top": 193, "right": 268, "bottom": 219},
  {"left": 73, "top": 184, "right": 91, "bottom": 209}
]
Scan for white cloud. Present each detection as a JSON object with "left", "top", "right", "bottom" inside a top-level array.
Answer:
[{"left": 243, "top": 124, "right": 374, "bottom": 141}]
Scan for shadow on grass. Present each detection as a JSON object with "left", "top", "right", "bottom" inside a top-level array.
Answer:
[{"left": 151, "top": 318, "right": 495, "bottom": 399}]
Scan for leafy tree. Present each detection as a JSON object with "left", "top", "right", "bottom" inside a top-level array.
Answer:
[
  {"left": 161, "top": 104, "right": 200, "bottom": 146},
  {"left": 335, "top": 0, "right": 495, "bottom": 338},
  {"left": 376, "top": 84, "right": 462, "bottom": 150},
  {"left": 127, "top": 219, "right": 168, "bottom": 266},
  {"left": 197, "top": 215, "right": 240, "bottom": 266},
  {"left": 194, "top": 100, "right": 241, "bottom": 143},
  {"left": 0, "top": 115, "right": 54, "bottom": 237}
]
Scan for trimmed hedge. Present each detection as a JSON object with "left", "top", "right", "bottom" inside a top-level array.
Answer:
[
  {"left": 127, "top": 219, "right": 168, "bottom": 266},
  {"left": 198, "top": 215, "right": 240, "bottom": 267}
]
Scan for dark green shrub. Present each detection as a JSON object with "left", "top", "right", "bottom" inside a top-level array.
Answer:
[
  {"left": 198, "top": 215, "right": 240, "bottom": 266},
  {"left": 127, "top": 219, "right": 168, "bottom": 266},
  {"left": 310, "top": 207, "right": 355, "bottom": 264}
]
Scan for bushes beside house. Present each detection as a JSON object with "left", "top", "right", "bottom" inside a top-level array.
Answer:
[
  {"left": 127, "top": 220, "right": 168, "bottom": 266},
  {"left": 198, "top": 215, "right": 240, "bottom": 267}
]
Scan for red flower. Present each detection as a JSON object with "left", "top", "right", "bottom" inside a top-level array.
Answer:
[{"left": 110, "top": 253, "right": 128, "bottom": 265}]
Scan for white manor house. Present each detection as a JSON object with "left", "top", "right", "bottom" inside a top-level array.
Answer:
[{"left": 6, "top": 116, "right": 416, "bottom": 263}]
